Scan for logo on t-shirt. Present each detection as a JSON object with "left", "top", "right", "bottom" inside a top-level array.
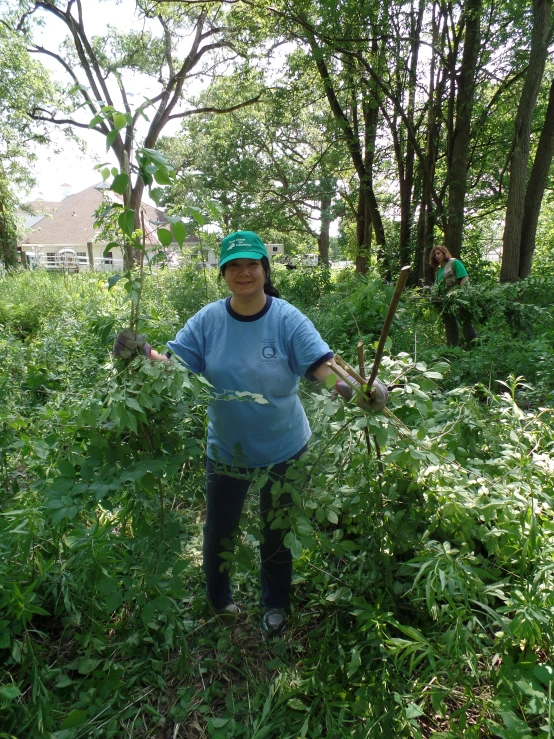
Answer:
[{"left": 261, "top": 339, "right": 277, "bottom": 360}]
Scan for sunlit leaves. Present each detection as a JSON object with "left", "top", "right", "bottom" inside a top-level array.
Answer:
[
  {"left": 157, "top": 228, "right": 172, "bottom": 247},
  {"left": 113, "top": 113, "right": 127, "bottom": 131},
  {"left": 118, "top": 209, "right": 135, "bottom": 237},
  {"left": 171, "top": 220, "right": 186, "bottom": 246},
  {"left": 110, "top": 173, "right": 129, "bottom": 194}
]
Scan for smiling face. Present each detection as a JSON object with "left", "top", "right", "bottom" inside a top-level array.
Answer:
[{"left": 223, "top": 258, "right": 266, "bottom": 298}]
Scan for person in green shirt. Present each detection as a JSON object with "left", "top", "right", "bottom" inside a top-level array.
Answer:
[{"left": 429, "top": 245, "right": 478, "bottom": 347}]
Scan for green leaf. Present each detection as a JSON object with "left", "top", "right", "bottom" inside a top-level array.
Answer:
[
  {"left": 101, "top": 167, "right": 110, "bottom": 181},
  {"left": 78, "top": 658, "right": 101, "bottom": 675},
  {"left": 287, "top": 698, "right": 308, "bottom": 711},
  {"left": 61, "top": 709, "right": 88, "bottom": 729},
  {"left": 186, "top": 206, "right": 205, "bottom": 226},
  {"left": 206, "top": 200, "right": 222, "bottom": 221},
  {"left": 110, "top": 173, "right": 129, "bottom": 194},
  {"left": 55, "top": 674, "right": 73, "bottom": 688},
  {"left": 347, "top": 649, "right": 361, "bottom": 678},
  {"left": 141, "top": 472, "right": 156, "bottom": 494},
  {"left": 118, "top": 210, "right": 135, "bottom": 237},
  {"left": 325, "top": 372, "right": 337, "bottom": 389},
  {"left": 141, "top": 602, "right": 156, "bottom": 625},
  {"left": 105, "top": 591, "right": 123, "bottom": 613},
  {"left": 68, "top": 82, "right": 88, "bottom": 95},
  {"left": 327, "top": 509, "right": 339, "bottom": 524},
  {"left": 107, "top": 274, "right": 125, "bottom": 290},
  {"left": 113, "top": 113, "right": 127, "bottom": 130},
  {"left": 57, "top": 460, "right": 75, "bottom": 478},
  {"left": 140, "top": 147, "right": 172, "bottom": 166},
  {"left": 96, "top": 578, "right": 118, "bottom": 594},
  {"left": 89, "top": 114, "right": 103, "bottom": 128},
  {"left": 0, "top": 684, "right": 21, "bottom": 700},
  {"left": 149, "top": 187, "right": 164, "bottom": 204},
  {"left": 284, "top": 532, "right": 302, "bottom": 559},
  {"left": 405, "top": 703, "right": 424, "bottom": 719},
  {"left": 157, "top": 228, "right": 172, "bottom": 247},
  {"left": 212, "top": 718, "right": 230, "bottom": 728},
  {"left": 103, "top": 241, "right": 119, "bottom": 257},
  {"left": 172, "top": 220, "right": 186, "bottom": 247},
  {"left": 153, "top": 169, "right": 172, "bottom": 185},
  {"left": 125, "top": 397, "right": 143, "bottom": 413},
  {"left": 534, "top": 664, "right": 554, "bottom": 685},
  {"left": 106, "top": 129, "right": 119, "bottom": 151},
  {"left": 374, "top": 425, "right": 388, "bottom": 447},
  {"left": 340, "top": 540, "right": 358, "bottom": 552}
]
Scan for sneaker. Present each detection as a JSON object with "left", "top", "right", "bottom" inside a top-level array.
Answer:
[
  {"left": 262, "top": 608, "right": 286, "bottom": 635},
  {"left": 218, "top": 602, "right": 241, "bottom": 616}
]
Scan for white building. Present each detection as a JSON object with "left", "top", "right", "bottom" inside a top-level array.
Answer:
[{"left": 17, "top": 183, "right": 177, "bottom": 270}]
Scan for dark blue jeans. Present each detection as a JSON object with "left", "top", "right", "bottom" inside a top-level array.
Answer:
[{"left": 203, "top": 445, "right": 307, "bottom": 610}]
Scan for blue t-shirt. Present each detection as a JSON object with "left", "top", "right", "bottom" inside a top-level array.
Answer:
[{"left": 167, "top": 296, "right": 332, "bottom": 468}]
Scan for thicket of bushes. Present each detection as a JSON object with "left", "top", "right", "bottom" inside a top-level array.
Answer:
[{"left": 1, "top": 267, "right": 554, "bottom": 738}]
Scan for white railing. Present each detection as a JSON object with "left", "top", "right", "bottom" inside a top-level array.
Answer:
[{"left": 26, "top": 253, "right": 124, "bottom": 271}]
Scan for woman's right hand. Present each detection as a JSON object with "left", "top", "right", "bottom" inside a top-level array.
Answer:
[{"left": 113, "top": 328, "right": 152, "bottom": 359}]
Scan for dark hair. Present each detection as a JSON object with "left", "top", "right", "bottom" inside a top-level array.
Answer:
[
  {"left": 220, "top": 256, "right": 280, "bottom": 297},
  {"left": 429, "top": 244, "right": 453, "bottom": 269}
]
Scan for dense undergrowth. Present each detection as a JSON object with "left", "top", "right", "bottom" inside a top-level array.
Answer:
[{"left": 1, "top": 267, "right": 554, "bottom": 738}]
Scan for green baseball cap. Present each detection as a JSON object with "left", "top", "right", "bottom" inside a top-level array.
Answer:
[{"left": 219, "top": 231, "right": 268, "bottom": 267}]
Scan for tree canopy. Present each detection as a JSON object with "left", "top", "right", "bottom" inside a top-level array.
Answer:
[{"left": 2, "top": 0, "right": 554, "bottom": 278}]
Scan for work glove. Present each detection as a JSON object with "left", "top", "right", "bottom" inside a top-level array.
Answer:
[
  {"left": 335, "top": 376, "right": 389, "bottom": 412},
  {"left": 113, "top": 328, "right": 152, "bottom": 359}
]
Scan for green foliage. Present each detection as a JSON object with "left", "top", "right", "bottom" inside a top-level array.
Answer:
[
  {"left": 159, "top": 71, "right": 342, "bottom": 246},
  {"left": 0, "top": 24, "right": 56, "bottom": 191},
  {"left": 2, "top": 268, "right": 554, "bottom": 738},
  {"left": 0, "top": 173, "right": 18, "bottom": 269},
  {"left": 0, "top": 23, "right": 58, "bottom": 268}
]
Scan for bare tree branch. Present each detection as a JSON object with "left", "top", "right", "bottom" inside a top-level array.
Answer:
[{"left": 167, "top": 93, "right": 263, "bottom": 120}]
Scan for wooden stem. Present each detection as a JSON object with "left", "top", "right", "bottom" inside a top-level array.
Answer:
[
  {"left": 368, "top": 265, "right": 410, "bottom": 386},
  {"left": 334, "top": 354, "right": 367, "bottom": 386},
  {"left": 356, "top": 341, "right": 372, "bottom": 454},
  {"left": 327, "top": 362, "right": 370, "bottom": 402},
  {"left": 357, "top": 341, "right": 366, "bottom": 380}
]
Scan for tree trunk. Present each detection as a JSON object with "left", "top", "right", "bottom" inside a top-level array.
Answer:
[
  {"left": 399, "top": 0, "right": 425, "bottom": 268},
  {"left": 0, "top": 178, "right": 17, "bottom": 269},
  {"left": 318, "top": 192, "right": 332, "bottom": 264},
  {"left": 356, "top": 189, "right": 369, "bottom": 274},
  {"left": 362, "top": 91, "right": 386, "bottom": 271},
  {"left": 129, "top": 177, "right": 146, "bottom": 266},
  {"left": 500, "top": 0, "right": 552, "bottom": 282},
  {"left": 446, "top": 0, "right": 482, "bottom": 259},
  {"left": 519, "top": 77, "right": 554, "bottom": 277},
  {"left": 310, "top": 40, "right": 386, "bottom": 273},
  {"left": 415, "top": 1, "right": 441, "bottom": 284}
]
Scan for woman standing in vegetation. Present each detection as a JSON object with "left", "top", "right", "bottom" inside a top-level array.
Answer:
[
  {"left": 429, "top": 245, "right": 478, "bottom": 347},
  {"left": 115, "top": 231, "right": 388, "bottom": 635}
]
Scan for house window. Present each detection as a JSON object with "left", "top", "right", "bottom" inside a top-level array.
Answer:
[
  {"left": 47, "top": 252, "right": 56, "bottom": 263},
  {"left": 104, "top": 252, "right": 113, "bottom": 260},
  {"left": 76, "top": 252, "right": 86, "bottom": 258}
]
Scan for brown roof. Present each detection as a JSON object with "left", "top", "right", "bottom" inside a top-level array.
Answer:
[{"left": 21, "top": 185, "right": 167, "bottom": 245}]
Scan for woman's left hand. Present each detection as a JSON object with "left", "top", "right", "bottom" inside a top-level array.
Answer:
[{"left": 336, "top": 376, "right": 389, "bottom": 412}]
